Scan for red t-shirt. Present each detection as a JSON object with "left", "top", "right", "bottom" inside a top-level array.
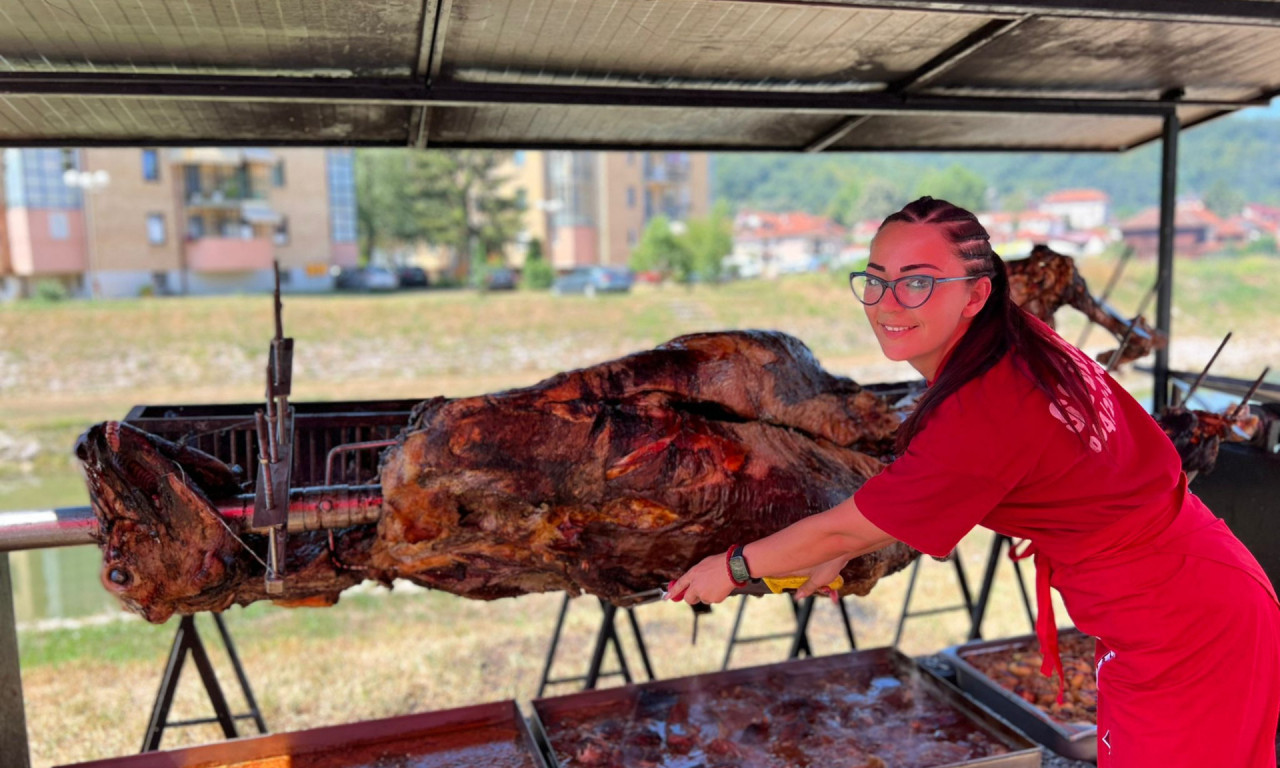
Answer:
[{"left": 855, "top": 330, "right": 1182, "bottom": 566}]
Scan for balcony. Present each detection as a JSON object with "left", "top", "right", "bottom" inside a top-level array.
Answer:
[
  {"left": 185, "top": 186, "right": 269, "bottom": 207},
  {"left": 185, "top": 236, "right": 274, "bottom": 273}
]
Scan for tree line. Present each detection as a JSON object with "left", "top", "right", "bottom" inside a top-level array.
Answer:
[{"left": 714, "top": 115, "right": 1280, "bottom": 223}]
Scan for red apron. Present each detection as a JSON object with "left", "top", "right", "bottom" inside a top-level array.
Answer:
[{"left": 1011, "top": 477, "right": 1280, "bottom": 767}]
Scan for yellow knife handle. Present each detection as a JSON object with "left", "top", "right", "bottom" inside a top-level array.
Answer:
[{"left": 762, "top": 575, "right": 844, "bottom": 594}]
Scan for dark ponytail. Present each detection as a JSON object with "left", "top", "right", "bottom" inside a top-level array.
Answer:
[{"left": 886, "top": 197, "right": 1098, "bottom": 454}]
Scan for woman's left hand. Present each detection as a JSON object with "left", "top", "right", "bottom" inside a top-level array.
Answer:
[{"left": 667, "top": 551, "right": 737, "bottom": 605}]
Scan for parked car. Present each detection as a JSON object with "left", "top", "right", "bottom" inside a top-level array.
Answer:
[
  {"left": 395, "top": 265, "right": 430, "bottom": 289},
  {"left": 484, "top": 267, "right": 518, "bottom": 291},
  {"left": 551, "top": 266, "right": 634, "bottom": 296},
  {"left": 332, "top": 266, "right": 399, "bottom": 292}
]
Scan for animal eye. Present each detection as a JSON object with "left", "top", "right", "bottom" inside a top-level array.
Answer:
[{"left": 108, "top": 568, "right": 131, "bottom": 586}]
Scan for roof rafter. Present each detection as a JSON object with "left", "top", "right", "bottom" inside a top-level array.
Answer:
[
  {"left": 1, "top": 73, "right": 1237, "bottom": 116},
  {"left": 721, "top": 0, "right": 1280, "bottom": 28}
]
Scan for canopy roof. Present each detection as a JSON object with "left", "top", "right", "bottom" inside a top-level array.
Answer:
[{"left": 1, "top": 0, "right": 1278, "bottom": 150}]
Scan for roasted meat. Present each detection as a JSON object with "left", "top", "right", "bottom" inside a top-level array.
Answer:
[
  {"left": 1006, "top": 245, "right": 1166, "bottom": 365},
  {"left": 1155, "top": 405, "right": 1264, "bottom": 476},
  {"left": 78, "top": 331, "right": 917, "bottom": 623},
  {"left": 959, "top": 630, "right": 1098, "bottom": 726}
]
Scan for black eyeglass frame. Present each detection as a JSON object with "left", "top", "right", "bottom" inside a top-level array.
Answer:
[{"left": 847, "top": 271, "right": 987, "bottom": 309}]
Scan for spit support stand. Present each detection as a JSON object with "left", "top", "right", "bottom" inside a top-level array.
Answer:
[{"left": 252, "top": 262, "right": 295, "bottom": 595}]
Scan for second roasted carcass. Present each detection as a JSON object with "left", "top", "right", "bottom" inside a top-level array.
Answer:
[
  {"left": 1006, "top": 245, "right": 1165, "bottom": 365},
  {"left": 79, "top": 331, "right": 918, "bottom": 623}
]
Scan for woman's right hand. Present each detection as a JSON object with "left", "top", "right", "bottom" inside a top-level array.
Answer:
[{"left": 791, "top": 555, "right": 849, "bottom": 600}]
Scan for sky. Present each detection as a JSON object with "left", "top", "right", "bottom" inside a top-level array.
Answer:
[{"left": 1234, "top": 96, "right": 1280, "bottom": 120}]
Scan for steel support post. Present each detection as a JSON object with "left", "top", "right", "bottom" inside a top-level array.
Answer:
[
  {"left": 1153, "top": 112, "right": 1180, "bottom": 411},
  {"left": 1, "top": 553, "right": 32, "bottom": 768}
]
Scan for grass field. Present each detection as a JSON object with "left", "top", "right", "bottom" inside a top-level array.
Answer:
[{"left": 3, "top": 254, "right": 1278, "bottom": 766}]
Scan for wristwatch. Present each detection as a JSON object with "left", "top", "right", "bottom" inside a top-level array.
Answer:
[{"left": 727, "top": 543, "right": 753, "bottom": 586}]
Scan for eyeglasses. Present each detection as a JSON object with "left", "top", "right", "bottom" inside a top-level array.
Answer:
[{"left": 848, "top": 271, "right": 987, "bottom": 309}]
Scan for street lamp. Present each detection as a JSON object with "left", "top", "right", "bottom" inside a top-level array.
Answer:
[{"left": 62, "top": 168, "right": 110, "bottom": 299}]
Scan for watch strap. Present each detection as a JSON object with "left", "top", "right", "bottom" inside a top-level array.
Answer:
[{"left": 726, "top": 543, "right": 752, "bottom": 586}]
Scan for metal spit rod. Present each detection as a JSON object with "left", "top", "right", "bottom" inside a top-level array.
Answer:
[
  {"left": 1179, "top": 331, "right": 1232, "bottom": 406},
  {"left": 0, "top": 485, "right": 384, "bottom": 553}
]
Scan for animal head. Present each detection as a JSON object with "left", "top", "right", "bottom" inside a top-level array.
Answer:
[{"left": 75, "top": 421, "right": 245, "bottom": 623}]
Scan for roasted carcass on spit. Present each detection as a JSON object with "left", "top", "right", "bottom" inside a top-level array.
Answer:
[
  {"left": 77, "top": 331, "right": 917, "bottom": 623},
  {"left": 1156, "top": 405, "right": 1267, "bottom": 476},
  {"left": 1006, "top": 245, "right": 1165, "bottom": 365}
]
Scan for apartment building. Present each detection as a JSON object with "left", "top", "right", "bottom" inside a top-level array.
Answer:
[
  {"left": 504, "top": 151, "right": 711, "bottom": 270},
  {"left": 1, "top": 147, "right": 358, "bottom": 299}
]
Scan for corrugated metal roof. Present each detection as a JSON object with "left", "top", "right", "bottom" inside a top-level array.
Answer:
[{"left": 0, "top": 0, "right": 1276, "bottom": 150}]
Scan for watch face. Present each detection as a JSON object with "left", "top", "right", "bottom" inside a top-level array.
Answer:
[{"left": 729, "top": 556, "right": 750, "bottom": 583}]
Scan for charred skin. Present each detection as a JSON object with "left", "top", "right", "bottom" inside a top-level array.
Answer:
[
  {"left": 376, "top": 332, "right": 913, "bottom": 603},
  {"left": 76, "top": 421, "right": 372, "bottom": 622},
  {"left": 1006, "top": 245, "right": 1166, "bottom": 365},
  {"left": 78, "top": 331, "right": 914, "bottom": 622}
]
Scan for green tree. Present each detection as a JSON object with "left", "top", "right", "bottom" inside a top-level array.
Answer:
[
  {"left": 914, "top": 164, "right": 988, "bottom": 211},
  {"left": 677, "top": 201, "right": 735, "bottom": 283},
  {"left": 357, "top": 149, "right": 524, "bottom": 280},
  {"left": 857, "top": 176, "right": 911, "bottom": 222},
  {"left": 521, "top": 238, "right": 555, "bottom": 290},
  {"left": 1203, "top": 178, "right": 1245, "bottom": 219},
  {"left": 355, "top": 149, "right": 418, "bottom": 265},
  {"left": 629, "top": 216, "right": 691, "bottom": 281},
  {"left": 404, "top": 150, "right": 524, "bottom": 282},
  {"left": 825, "top": 176, "right": 864, "bottom": 227}
]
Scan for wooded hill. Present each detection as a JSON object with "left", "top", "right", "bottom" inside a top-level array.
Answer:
[{"left": 713, "top": 115, "right": 1280, "bottom": 223}]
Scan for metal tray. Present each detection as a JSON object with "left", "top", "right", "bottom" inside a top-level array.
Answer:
[
  {"left": 58, "top": 700, "right": 548, "bottom": 768},
  {"left": 943, "top": 630, "right": 1097, "bottom": 762},
  {"left": 531, "top": 646, "right": 1040, "bottom": 767}
]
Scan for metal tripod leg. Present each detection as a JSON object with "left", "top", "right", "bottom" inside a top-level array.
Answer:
[
  {"left": 141, "top": 614, "right": 267, "bottom": 752},
  {"left": 895, "top": 549, "right": 977, "bottom": 647},
  {"left": 968, "top": 535, "right": 1034, "bottom": 641},
  {"left": 786, "top": 597, "right": 816, "bottom": 659},
  {"left": 539, "top": 595, "right": 657, "bottom": 695},
  {"left": 536, "top": 593, "right": 573, "bottom": 698},
  {"left": 1, "top": 554, "right": 31, "bottom": 768}
]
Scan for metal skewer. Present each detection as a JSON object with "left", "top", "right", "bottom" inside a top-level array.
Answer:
[
  {"left": 1179, "top": 331, "right": 1232, "bottom": 407},
  {"left": 0, "top": 485, "right": 385, "bottom": 553},
  {"left": 1227, "top": 366, "right": 1271, "bottom": 421},
  {"left": 1104, "top": 281, "right": 1159, "bottom": 373},
  {"left": 1077, "top": 244, "right": 1133, "bottom": 348}
]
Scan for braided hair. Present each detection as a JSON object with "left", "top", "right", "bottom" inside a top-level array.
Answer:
[{"left": 884, "top": 197, "right": 1099, "bottom": 453}]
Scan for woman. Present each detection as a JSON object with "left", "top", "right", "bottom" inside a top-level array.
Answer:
[{"left": 668, "top": 197, "right": 1280, "bottom": 767}]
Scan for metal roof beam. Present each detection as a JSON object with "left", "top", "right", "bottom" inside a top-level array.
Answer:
[
  {"left": 0, "top": 73, "right": 1233, "bottom": 116},
  {"left": 804, "top": 17, "right": 1028, "bottom": 153},
  {"left": 411, "top": 0, "right": 444, "bottom": 149},
  {"left": 726, "top": 1, "right": 1280, "bottom": 28}
]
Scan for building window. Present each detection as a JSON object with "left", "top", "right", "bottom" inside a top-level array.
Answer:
[
  {"left": 627, "top": 152, "right": 637, "bottom": 166},
  {"left": 60, "top": 149, "right": 77, "bottom": 172},
  {"left": 326, "top": 150, "right": 357, "bottom": 243},
  {"left": 49, "top": 212, "right": 69, "bottom": 240},
  {"left": 188, "top": 215, "right": 205, "bottom": 239},
  {"left": 627, "top": 228, "right": 637, "bottom": 246},
  {"left": 513, "top": 151, "right": 526, "bottom": 167},
  {"left": 272, "top": 161, "right": 286, "bottom": 188},
  {"left": 146, "top": 213, "right": 167, "bottom": 245},
  {"left": 274, "top": 217, "right": 290, "bottom": 246},
  {"left": 142, "top": 150, "right": 160, "bottom": 182},
  {"left": 152, "top": 272, "right": 169, "bottom": 294},
  {"left": 627, "top": 187, "right": 636, "bottom": 209}
]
